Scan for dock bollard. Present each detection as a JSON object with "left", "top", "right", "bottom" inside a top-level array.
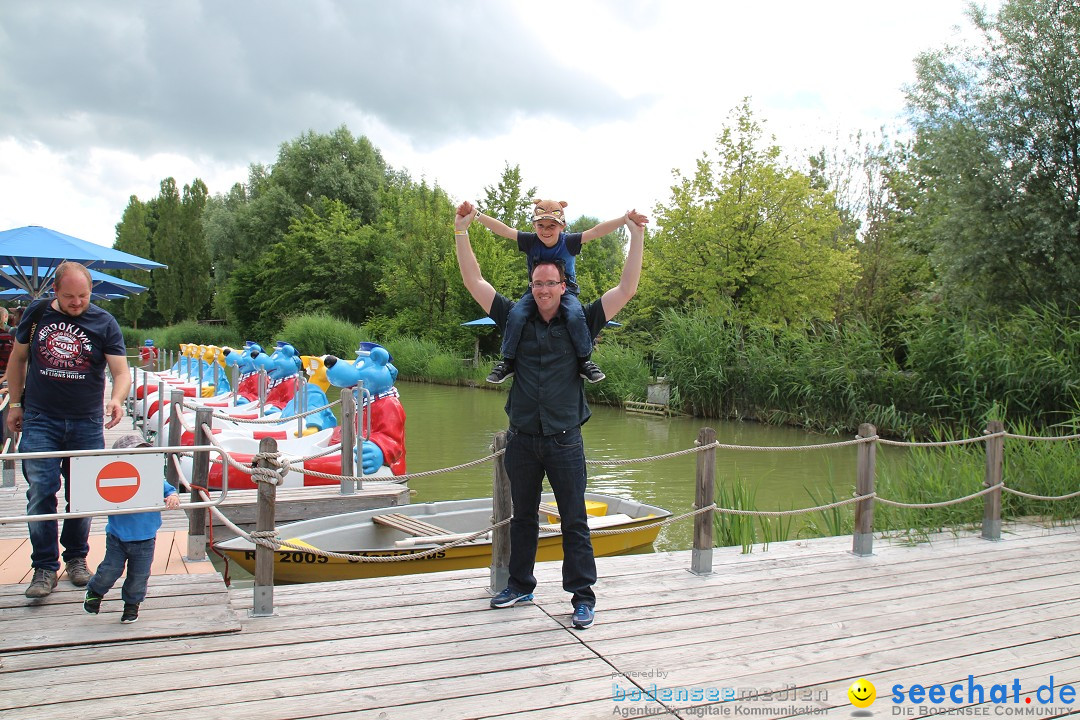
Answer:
[
  {"left": 690, "top": 427, "right": 716, "bottom": 576},
  {"left": 251, "top": 436, "right": 277, "bottom": 617},
  {"left": 982, "top": 420, "right": 1005, "bottom": 541},
  {"left": 490, "top": 431, "right": 510, "bottom": 594},
  {"left": 852, "top": 423, "right": 877, "bottom": 557}
]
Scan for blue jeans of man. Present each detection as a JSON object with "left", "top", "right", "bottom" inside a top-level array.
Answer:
[
  {"left": 88, "top": 533, "right": 155, "bottom": 604},
  {"left": 504, "top": 426, "right": 596, "bottom": 608},
  {"left": 21, "top": 412, "right": 103, "bottom": 572},
  {"left": 502, "top": 291, "right": 593, "bottom": 359}
]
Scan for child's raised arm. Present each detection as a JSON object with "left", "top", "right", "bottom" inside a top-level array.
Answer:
[
  {"left": 582, "top": 209, "right": 649, "bottom": 244},
  {"left": 457, "top": 201, "right": 519, "bottom": 241}
]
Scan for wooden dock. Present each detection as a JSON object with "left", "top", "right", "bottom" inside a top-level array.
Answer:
[{"left": 1, "top": 521, "right": 1077, "bottom": 719}]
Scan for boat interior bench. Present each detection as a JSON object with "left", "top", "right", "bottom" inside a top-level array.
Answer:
[{"left": 372, "top": 513, "right": 452, "bottom": 537}]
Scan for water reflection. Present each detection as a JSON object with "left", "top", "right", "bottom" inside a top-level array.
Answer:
[{"left": 400, "top": 381, "right": 863, "bottom": 551}]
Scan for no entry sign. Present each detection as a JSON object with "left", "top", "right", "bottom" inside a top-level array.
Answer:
[{"left": 71, "top": 453, "right": 168, "bottom": 513}]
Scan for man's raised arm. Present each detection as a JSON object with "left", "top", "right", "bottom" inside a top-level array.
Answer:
[
  {"left": 454, "top": 203, "right": 497, "bottom": 314},
  {"left": 600, "top": 218, "right": 645, "bottom": 321}
]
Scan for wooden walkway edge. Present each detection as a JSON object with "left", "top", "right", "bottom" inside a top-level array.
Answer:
[{"left": 1, "top": 521, "right": 1078, "bottom": 719}]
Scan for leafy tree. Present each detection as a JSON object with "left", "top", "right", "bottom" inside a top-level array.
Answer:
[
  {"left": 179, "top": 179, "right": 211, "bottom": 319},
  {"left": 568, "top": 215, "right": 624, "bottom": 300},
  {"left": 640, "top": 101, "right": 859, "bottom": 326},
  {"left": 906, "top": 0, "right": 1080, "bottom": 312},
  {"left": 151, "top": 178, "right": 183, "bottom": 324},
  {"left": 111, "top": 196, "right": 152, "bottom": 327},
  {"left": 481, "top": 163, "right": 536, "bottom": 229},
  {"left": 237, "top": 200, "right": 381, "bottom": 339}
]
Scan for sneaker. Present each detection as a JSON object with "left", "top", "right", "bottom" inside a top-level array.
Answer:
[
  {"left": 486, "top": 359, "right": 515, "bottom": 384},
  {"left": 572, "top": 603, "right": 595, "bottom": 629},
  {"left": 578, "top": 360, "right": 605, "bottom": 384},
  {"left": 24, "top": 568, "right": 58, "bottom": 599},
  {"left": 490, "top": 587, "right": 534, "bottom": 608},
  {"left": 121, "top": 603, "right": 140, "bottom": 624},
  {"left": 65, "top": 558, "right": 91, "bottom": 587},
  {"left": 83, "top": 589, "right": 103, "bottom": 615}
]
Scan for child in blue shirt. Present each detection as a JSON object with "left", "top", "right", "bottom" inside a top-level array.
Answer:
[
  {"left": 461, "top": 198, "right": 648, "bottom": 384},
  {"left": 83, "top": 435, "right": 180, "bottom": 624}
]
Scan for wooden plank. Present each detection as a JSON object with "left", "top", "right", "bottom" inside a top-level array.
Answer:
[{"left": 371, "top": 513, "right": 451, "bottom": 537}]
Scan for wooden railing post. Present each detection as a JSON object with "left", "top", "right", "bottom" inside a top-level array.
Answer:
[
  {"left": 251, "top": 436, "right": 278, "bottom": 617},
  {"left": 165, "top": 390, "right": 184, "bottom": 490},
  {"left": 186, "top": 407, "right": 213, "bottom": 561},
  {"left": 690, "top": 427, "right": 716, "bottom": 575},
  {"left": 982, "top": 420, "right": 1005, "bottom": 541},
  {"left": 490, "top": 431, "right": 511, "bottom": 594},
  {"left": 852, "top": 423, "right": 877, "bottom": 557},
  {"left": 339, "top": 388, "right": 356, "bottom": 495}
]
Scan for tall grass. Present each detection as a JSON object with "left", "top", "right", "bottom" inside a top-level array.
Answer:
[
  {"left": 124, "top": 321, "right": 241, "bottom": 352},
  {"left": 655, "top": 303, "right": 1079, "bottom": 439}
]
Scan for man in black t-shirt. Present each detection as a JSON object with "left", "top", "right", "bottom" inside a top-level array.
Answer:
[{"left": 6, "top": 262, "right": 131, "bottom": 600}]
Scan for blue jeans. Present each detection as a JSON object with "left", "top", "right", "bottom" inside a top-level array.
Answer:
[
  {"left": 21, "top": 412, "right": 104, "bottom": 571},
  {"left": 502, "top": 291, "right": 593, "bottom": 359},
  {"left": 88, "top": 533, "right": 155, "bottom": 604},
  {"left": 504, "top": 426, "right": 596, "bottom": 608}
]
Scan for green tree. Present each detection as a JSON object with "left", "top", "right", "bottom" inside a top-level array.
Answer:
[
  {"left": 481, "top": 163, "right": 536, "bottom": 229},
  {"left": 906, "top": 0, "right": 1080, "bottom": 311},
  {"left": 568, "top": 215, "right": 624, "bottom": 300},
  {"left": 641, "top": 101, "right": 859, "bottom": 325},
  {"left": 151, "top": 178, "right": 183, "bottom": 324},
  {"left": 112, "top": 195, "right": 152, "bottom": 327},
  {"left": 179, "top": 179, "right": 211, "bottom": 319}
]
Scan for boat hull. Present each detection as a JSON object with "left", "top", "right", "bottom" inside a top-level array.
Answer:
[{"left": 214, "top": 493, "right": 668, "bottom": 583}]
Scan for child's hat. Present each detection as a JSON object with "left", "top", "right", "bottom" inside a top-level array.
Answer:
[
  {"left": 113, "top": 434, "right": 152, "bottom": 449},
  {"left": 532, "top": 198, "right": 568, "bottom": 227}
]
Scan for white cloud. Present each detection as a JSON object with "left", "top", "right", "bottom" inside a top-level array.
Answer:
[{"left": 0, "top": 0, "right": 999, "bottom": 245}]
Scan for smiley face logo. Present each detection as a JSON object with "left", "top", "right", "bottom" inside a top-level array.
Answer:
[{"left": 848, "top": 678, "right": 876, "bottom": 708}]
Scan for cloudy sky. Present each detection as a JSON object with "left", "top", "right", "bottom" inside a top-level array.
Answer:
[{"left": 0, "top": 0, "right": 992, "bottom": 247}]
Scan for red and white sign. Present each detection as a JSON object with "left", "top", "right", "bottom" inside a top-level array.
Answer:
[
  {"left": 96, "top": 461, "right": 141, "bottom": 503},
  {"left": 71, "top": 454, "right": 167, "bottom": 513}
]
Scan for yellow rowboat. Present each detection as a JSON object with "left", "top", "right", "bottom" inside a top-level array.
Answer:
[{"left": 213, "top": 492, "right": 671, "bottom": 583}]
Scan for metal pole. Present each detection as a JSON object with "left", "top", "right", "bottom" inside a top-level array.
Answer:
[
  {"left": 257, "top": 369, "right": 267, "bottom": 417},
  {"left": 489, "top": 431, "right": 510, "bottom": 594},
  {"left": 296, "top": 373, "right": 306, "bottom": 438},
  {"left": 339, "top": 388, "right": 356, "bottom": 495},
  {"left": 251, "top": 436, "right": 277, "bottom": 617},
  {"left": 156, "top": 380, "right": 166, "bottom": 442},
  {"left": 356, "top": 382, "right": 367, "bottom": 492},
  {"left": 0, "top": 402, "right": 13, "bottom": 488},
  {"left": 165, "top": 390, "right": 183, "bottom": 488},
  {"left": 690, "top": 427, "right": 716, "bottom": 575},
  {"left": 231, "top": 364, "right": 239, "bottom": 406}
]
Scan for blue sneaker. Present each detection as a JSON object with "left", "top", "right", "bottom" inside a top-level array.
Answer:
[
  {"left": 572, "top": 603, "right": 595, "bottom": 629},
  {"left": 490, "top": 587, "right": 534, "bottom": 608}
]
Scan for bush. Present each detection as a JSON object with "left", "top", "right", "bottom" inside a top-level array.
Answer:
[
  {"left": 279, "top": 313, "right": 367, "bottom": 358},
  {"left": 126, "top": 322, "right": 242, "bottom": 353},
  {"left": 585, "top": 342, "right": 650, "bottom": 405}
]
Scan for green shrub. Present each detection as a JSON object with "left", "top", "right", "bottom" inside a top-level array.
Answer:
[
  {"left": 128, "top": 322, "right": 242, "bottom": 353},
  {"left": 585, "top": 342, "right": 650, "bottom": 405},
  {"left": 279, "top": 313, "right": 367, "bottom": 358}
]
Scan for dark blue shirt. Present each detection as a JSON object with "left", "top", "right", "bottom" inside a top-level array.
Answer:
[
  {"left": 16, "top": 300, "right": 126, "bottom": 419},
  {"left": 489, "top": 291, "right": 607, "bottom": 435},
  {"left": 517, "top": 231, "right": 583, "bottom": 290}
]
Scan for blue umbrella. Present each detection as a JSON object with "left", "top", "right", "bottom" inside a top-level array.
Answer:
[
  {"left": 0, "top": 265, "right": 147, "bottom": 297},
  {"left": 0, "top": 225, "right": 164, "bottom": 299}
]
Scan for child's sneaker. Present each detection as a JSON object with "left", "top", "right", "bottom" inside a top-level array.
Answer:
[
  {"left": 83, "top": 589, "right": 102, "bottom": 615},
  {"left": 486, "top": 358, "right": 515, "bottom": 384},
  {"left": 578, "top": 359, "right": 605, "bottom": 383},
  {"left": 120, "top": 602, "right": 140, "bottom": 624}
]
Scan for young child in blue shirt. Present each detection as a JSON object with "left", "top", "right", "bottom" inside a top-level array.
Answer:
[
  {"left": 83, "top": 435, "right": 180, "bottom": 624},
  {"left": 460, "top": 198, "right": 648, "bottom": 384}
]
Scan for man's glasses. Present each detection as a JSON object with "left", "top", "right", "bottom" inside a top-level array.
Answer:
[{"left": 529, "top": 280, "right": 564, "bottom": 289}]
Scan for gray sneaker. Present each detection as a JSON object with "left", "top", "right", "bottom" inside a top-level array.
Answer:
[
  {"left": 65, "top": 558, "right": 91, "bottom": 587},
  {"left": 25, "top": 568, "right": 58, "bottom": 598}
]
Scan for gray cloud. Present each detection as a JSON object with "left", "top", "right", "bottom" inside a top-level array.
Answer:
[{"left": 0, "top": 0, "right": 639, "bottom": 162}]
